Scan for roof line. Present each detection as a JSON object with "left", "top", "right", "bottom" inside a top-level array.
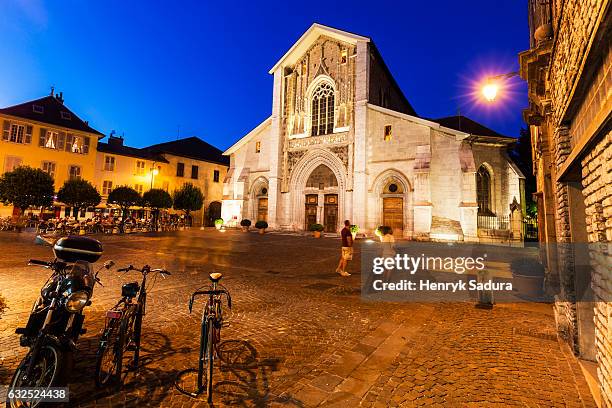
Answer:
[{"left": 224, "top": 116, "right": 272, "bottom": 156}]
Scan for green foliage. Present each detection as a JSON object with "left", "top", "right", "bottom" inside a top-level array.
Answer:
[
  {"left": 376, "top": 225, "right": 393, "bottom": 236},
  {"left": 349, "top": 224, "right": 359, "bottom": 233},
  {"left": 240, "top": 219, "right": 252, "bottom": 227},
  {"left": 57, "top": 178, "right": 101, "bottom": 212},
  {"left": 255, "top": 220, "right": 268, "bottom": 229},
  {"left": 141, "top": 189, "right": 173, "bottom": 209},
  {"left": 214, "top": 218, "right": 224, "bottom": 226},
  {"left": 107, "top": 186, "right": 141, "bottom": 211},
  {"left": 309, "top": 223, "right": 324, "bottom": 232},
  {"left": 0, "top": 166, "right": 55, "bottom": 211},
  {"left": 173, "top": 183, "right": 204, "bottom": 215}
]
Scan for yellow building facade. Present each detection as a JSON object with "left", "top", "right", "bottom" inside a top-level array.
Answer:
[{"left": 0, "top": 94, "right": 103, "bottom": 218}]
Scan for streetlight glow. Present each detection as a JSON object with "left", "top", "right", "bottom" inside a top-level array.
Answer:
[{"left": 482, "top": 82, "right": 499, "bottom": 102}]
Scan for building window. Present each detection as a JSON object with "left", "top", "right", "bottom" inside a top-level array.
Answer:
[
  {"left": 60, "top": 111, "right": 71, "bottom": 120},
  {"left": 191, "top": 165, "right": 199, "bottom": 179},
  {"left": 177, "top": 162, "right": 185, "bottom": 177},
  {"left": 213, "top": 170, "right": 220, "bottom": 183},
  {"left": 476, "top": 165, "right": 493, "bottom": 215},
  {"left": 102, "top": 180, "right": 113, "bottom": 195},
  {"left": 255, "top": 141, "right": 261, "bottom": 153},
  {"left": 134, "top": 184, "right": 144, "bottom": 195},
  {"left": 384, "top": 125, "right": 392, "bottom": 141},
  {"left": 45, "top": 130, "right": 58, "bottom": 148},
  {"left": 311, "top": 82, "right": 335, "bottom": 136},
  {"left": 2, "top": 122, "right": 32, "bottom": 144},
  {"left": 341, "top": 49, "right": 348, "bottom": 64},
  {"left": 104, "top": 155, "right": 116, "bottom": 171},
  {"left": 33, "top": 105, "right": 44, "bottom": 114},
  {"left": 69, "top": 165, "right": 81, "bottom": 180},
  {"left": 135, "top": 160, "right": 146, "bottom": 175},
  {"left": 41, "top": 161, "right": 56, "bottom": 178},
  {"left": 4, "top": 156, "right": 23, "bottom": 172}
]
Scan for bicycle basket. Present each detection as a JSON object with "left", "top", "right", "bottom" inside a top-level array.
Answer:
[{"left": 121, "top": 282, "right": 140, "bottom": 298}]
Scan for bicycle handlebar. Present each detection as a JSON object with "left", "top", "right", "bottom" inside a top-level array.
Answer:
[{"left": 188, "top": 289, "right": 232, "bottom": 313}]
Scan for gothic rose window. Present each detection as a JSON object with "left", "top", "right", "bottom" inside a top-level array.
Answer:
[
  {"left": 476, "top": 165, "right": 493, "bottom": 215},
  {"left": 311, "top": 82, "right": 334, "bottom": 136}
]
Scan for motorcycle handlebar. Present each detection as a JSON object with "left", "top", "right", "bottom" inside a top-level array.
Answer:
[{"left": 28, "top": 259, "right": 50, "bottom": 267}]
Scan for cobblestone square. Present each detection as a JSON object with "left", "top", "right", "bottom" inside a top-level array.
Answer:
[{"left": 0, "top": 230, "right": 596, "bottom": 407}]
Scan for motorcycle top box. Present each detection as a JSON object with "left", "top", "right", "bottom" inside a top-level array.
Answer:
[{"left": 53, "top": 236, "right": 103, "bottom": 263}]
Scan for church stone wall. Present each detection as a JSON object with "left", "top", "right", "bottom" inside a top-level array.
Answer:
[{"left": 429, "top": 130, "right": 463, "bottom": 223}]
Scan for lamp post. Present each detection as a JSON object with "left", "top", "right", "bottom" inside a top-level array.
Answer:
[{"left": 481, "top": 71, "right": 519, "bottom": 102}]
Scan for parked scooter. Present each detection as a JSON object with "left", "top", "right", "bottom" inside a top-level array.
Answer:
[{"left": 6, "top": 235, "right": 114, "bottom": 408}]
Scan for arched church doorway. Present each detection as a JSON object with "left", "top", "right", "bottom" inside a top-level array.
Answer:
[
  {"left": 382, "top": 181, "right": 404, "bottom": 236},
  {"left": 257, "top": 187, "right": 268, "bottom": 222},
  {"left": 304, "top": 164, "right": 339, "bottom": 232}
]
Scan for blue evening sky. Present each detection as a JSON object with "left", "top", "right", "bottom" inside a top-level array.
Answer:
[{"left": 0, "top": 1, "right": 528, "bottom": 150}]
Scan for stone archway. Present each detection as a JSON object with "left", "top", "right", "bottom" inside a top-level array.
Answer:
[
  {"left": 289, "top": 148, "right": 346, "bottom": 232},
  {"left": 371, "top": 169, "right": 413, "bottom": 238},
  {"left": 249, "top": 177, "right": 269, "bottom": 222}
]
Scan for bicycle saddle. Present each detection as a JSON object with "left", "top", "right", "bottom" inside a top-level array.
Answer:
[{"left": 209, "top": 272, "right": 222, "bottom": 282}]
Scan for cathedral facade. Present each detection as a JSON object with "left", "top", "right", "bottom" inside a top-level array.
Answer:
[{"left": 222, "top": 24, "right": 524, "bottom": 241}]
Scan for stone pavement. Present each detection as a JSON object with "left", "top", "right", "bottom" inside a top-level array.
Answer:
[{"left": 0, "top": 230, "right": 596, "bottom": 407}]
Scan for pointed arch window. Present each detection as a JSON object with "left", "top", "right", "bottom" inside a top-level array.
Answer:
[
  {"left": 311, "top": 82, "right": 334, "bottom": 136},
  {"left": 476, "top": 165, "right": 493, "bottom": 215}
]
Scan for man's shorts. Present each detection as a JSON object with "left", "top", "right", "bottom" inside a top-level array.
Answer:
[{"left": 341, "top": 246, "right": 353, "bottom": 260}]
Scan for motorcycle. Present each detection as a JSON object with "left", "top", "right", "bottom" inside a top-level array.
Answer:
[{"left": 6, "top": 235, "right": 114, "bottom": 408}]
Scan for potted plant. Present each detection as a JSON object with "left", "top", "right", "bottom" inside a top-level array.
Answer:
[
  {"left": 375, "top": 225, "right": 392, "bottom": 241},
  {"left": 510, "top": 257, "right": 545, "bottom": 299},
  {"left": 310, "top": 223, "right": 324, "bottom": 238},
  {"left": 255, "top": 220, "right": 268, "bottom": 234},
  {"left": 214, "top": 218, "right": 224, "bottom": 230},
  {"left": 240, "top": 219, "right": 252, "bottom": 232},
  {"left": 350, "top": 224, "right": 359, "bottom": 240}
]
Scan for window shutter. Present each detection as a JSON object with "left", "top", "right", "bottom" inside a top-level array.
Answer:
[
  {"left": 2, "top": 120, "right": 10, "bottom": 141},
  {"left": 64, "top": 132, "right": 71, "bottom": 151},
  {"left": 83, "top": 136, "right": 90, "bottom": 154},
  {"left": 39, "top": 128, "right": 47, "bottom": 147},
  {"left": 25, "top": 125, "right": 33, "bottom": 144},
  {"left": 57, "top": 132, "right": 65, "bottom": 150}
]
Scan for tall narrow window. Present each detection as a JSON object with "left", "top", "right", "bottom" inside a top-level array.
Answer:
[
  {"left": 476, "top": 165, "right": 492, "bottom": 215},
  {"left": 176, "top": 162, "right": 185, "bottom": 177},
  {"left": 311, "top": 82, "right": 335, "bottom": 136},
  {"left": 213, "top": 170, "right": 220, "bottom": 183},
  {"left": 255, "top": 141, "right": 261, "bottom": 153},
  {"left": 340, "top": 49, "right": 348, "bottom": 64},
  {"left": 384, "top": 125, "right": 392, "bottom": 141},
  {"left": 104, "top": 156, "right": 115, "bottom": 171},
  {"left": 191, "top": 165, "right": 199, "bottom": 179},
  {"left": 135, "top": 160, "right": 145, "bottom": 175},
  {"left": 42, "top": 161, "right": 56, "bottom": 178},
  {"left": 69, "top": 165, "right": 81, "bottom": 180},
  {"left": 102, "top": 180, "right": 113, "bottom": 195}
]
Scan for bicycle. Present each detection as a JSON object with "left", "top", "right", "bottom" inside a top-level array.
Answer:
[
  {"left": 175, "top": 272, "right": 232, "bottom": 403},
  {"left": 94, "top": 264, "right": 171, "bottom": 388}
]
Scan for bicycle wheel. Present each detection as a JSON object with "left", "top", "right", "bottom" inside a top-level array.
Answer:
[
  {"left": 95, "top": 318, "right": 121, "bottom": 388},
  {"left": 207, "top": 319, "right": 214, "bottom": 403}
]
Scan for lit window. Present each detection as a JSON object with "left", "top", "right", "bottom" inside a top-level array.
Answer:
[
  {"left": 42, "top": 161, "right": 56, "bottom": 178},
  {"left": 4, "top": 156, "right": 23, "bottom": 172},
  {"left": 341, "top": 49, "right": 348, "bottom": 64},
  {"left": 311, "top": 82, "right": 334, "bottom": 136},
  {"left": 69, "top": 165, "right": 81, "bottom": 180},
  {"left": 255, "top": 141, "right": 261, "bottom": 153},
  {"left": 104, "top": 156, "right": 115, "bottom": 171},
  {"left": 191, "top": 165, "right": 199, "bottom": 179},
  {"left": 213, "top": 170, "right": 220, "bottom": 183},
  {"left": 102, "top": 180, "right": 113, "bottom": 195},
  {"left": 384, "top": 125, "right": 392, "bottom": 141},
  {"left": 134, "top": 184, "right": 143, "bottom": 194},
  {"left": 136, "top": 160, "right": 146, "bottom": 175}
]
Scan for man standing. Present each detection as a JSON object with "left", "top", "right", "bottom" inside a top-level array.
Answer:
[{"left": 336, "top": 220, "right": 353, "bottom": 277}]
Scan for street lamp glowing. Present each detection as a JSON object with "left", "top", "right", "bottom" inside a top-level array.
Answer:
[
  {"left": 482, "top": 82, "right": 499, "bottom": 102},
  {"left": 151, "top": 168, "right": 159, "bottom": 176}
]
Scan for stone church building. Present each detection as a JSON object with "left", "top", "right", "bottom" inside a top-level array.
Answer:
[{"left": 222, "top": 24, "right": 524, "bottom": 241}]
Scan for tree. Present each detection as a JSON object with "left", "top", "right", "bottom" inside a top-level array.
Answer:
[
  {"left": 0, "top": 166, "right": 55, "bottom": 214},
  {"left": 173, "top": 183, "right": 204, "bottom": 226},
  {"left": 107, "top": 186, "right": 141, "bottom": 231},
  {"left": 510, "top": 127, "right": 537, "bottom": 218},
  {"left": 142, "top": 189, "right": 173, "bottom": 230},
  {"left": 57, "top": 179, "right": 101, "bottom": 217}
]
